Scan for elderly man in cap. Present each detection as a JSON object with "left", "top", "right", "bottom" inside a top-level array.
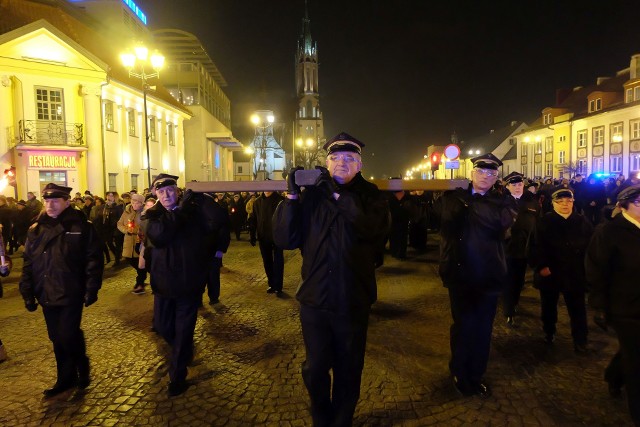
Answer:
[
  {"left": 587, "top": 184, "right": 640, "bottom": 421},
  {"left": 531, "top": 187, "right": 593, "bottom": 352},
  {"left": 436, "top": 153, "right": 516, "bottom": 398},
  {"left": 502, "top": 171, "right": 538, "bottom": 327},
  {"left": 141, "top": 173, "right": 225, "bottom": 396},
  {"left": 19, "top": 183, "right": 104, "bottom": 397},
  {"left": 274, "top": 132, "right": 390, "bottom": 426}
]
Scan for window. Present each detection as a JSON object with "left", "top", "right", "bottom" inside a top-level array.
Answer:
[
  {"left": 611, "top": 122, "right": 623, "bottom": 142},
  {"left": 149, "top": 116, "right": 157, "bottom": 141},
  {"left": 543, "top": 113, "right": 552, "bottom": 125},
  {"left": 559, "top": 135, "right": 566, "bottom": 142},
  {"left": 108, "top": 173, "right": 117, "bottom": 192},
  {"left": 237, "top": 165, "right": 243, "bottom": 174},
  {"left": 104, "top": 101, "right": 115, "bottom": 132},
  {"left": 611, "top": 156, "right": 623, "bottom": 173},
  {"left": 546, "top": 163, "right": 553, "bottom": 177},
  {"left": 535, "top": 140, "right": 542, "bottom": 154},
  {"left": 631, "top": 119, "right": 640, "bottom": 140},
  {"left": 128, "top": 109, "right": 136, "bottom": 136},
  {"left": 578, "top": 130, "right": 587, "bottom": 148},
  {"left": 521, "top": 142, "right": 528, "bottom": 156},
  {"left": 635, "top": 87, "right": 640, "bottom": 102},
  {"left": 36, "top": 87, "right": 64, "bottom": 121},
  {"left": 593, "top": 126, "right": 604, "bottom": 145},
  {"left": 592, "top": 157, "right": 604, "bottom": 173},
  {"left": 578, "top": 159, "right": 588, "bottom": 175},
  {"left": 167, "top": 123, "right": 175, "bottom": 146},
  {"left": 545, "top": 136, "right": 553, "bottom": 153},
  {"left": 627, "top": 88, "right": 633, "bottom": 103},
  {"left": 559, "top": 151, "right": 566, "bottom": 164},
  {"left": 521, "top": 165, "right": 528, "bottom": 177},
  {"left": 534, "top": 163, "right": 542, "bottom": 177},
  {"left": 589, "top": 98, "right": 602, "bottom": 112},
  {"left": 630, "top": 154, "right": 640, "bottom": 171},
  {"left": 131, "top": 174, "right": 139, "bottom": 191}
]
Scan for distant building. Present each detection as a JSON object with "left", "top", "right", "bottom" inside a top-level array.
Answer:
[{"left": 293, "top": 3, "right": 324, "bottom": 169}]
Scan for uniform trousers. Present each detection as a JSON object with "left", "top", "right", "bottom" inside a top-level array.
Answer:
[
  {"left": 539, "top": 288, "right": 588, "bottom": 344},
  {"left": 205, "top": 259, "right": 222, "bottom": 302},
  {"left": 300, "top": 304, "right": 369, "bottom": 427},
  {"left": 503, "top": 258, "right": 528, "bottom": 317},
  {"left": 258, "top": 240, "right": 284, "bottom": 291},
  {"left": 153, "top": 294, "right": 200, "bottom": 384},
  {"left": 42, "top": 303, "right": 89, "bottom": 385},
  {"left": 448, "top": 288, "right": 498, "bottom": 386},
  {"left": 611, "top": 318, "right": 640, "bottom": 426}
]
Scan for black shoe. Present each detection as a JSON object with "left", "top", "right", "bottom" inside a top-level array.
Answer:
[
  {"left": 608, "top": 382, "right": 623, "bottom": 398},
  {"left": 506, "top": 316, "right": 517, "bottom": 328},
  {"left": 275, "top": 290, "right": 283, "bottom": 297},
  {"left": 168, "top": 381, "right": 189, "bottom": 397},
  {"left": 474, "top": 381, "right": 492, "bottom": 398},
  {"left": 209, "top": 299, "right": 219, "bottom": 305},
  {"left": 544, "top": 333, "right": 555, "bottom": 344},
  {"left": 574, "top": 342, "right": 589, "bottom": 353},
  {"left": 452, "top": 376, "right": 475, "bottom": 397},
  {"left": 43, "top": 381, "right": 76, "bottom": 397},
  {"left": 266, "top": 287, "right": 277, "bottom": 294}
]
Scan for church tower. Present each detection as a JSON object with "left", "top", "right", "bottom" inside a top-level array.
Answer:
[{"left": 294, "top": 0, "right": 324, "bottom": 168}]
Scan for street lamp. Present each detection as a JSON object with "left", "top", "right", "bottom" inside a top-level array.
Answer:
[
  {"left": 244, "top": 147, "right": 255, "bottom": 181},
  {"left": 250, "top": 112, "right": 274, "bottom": 180},
  {"left": 120, "top": 44, "right": 164, "bottom": 189},
  {"left": 295, "top": 137, "right": 317, "bottom": 169}
]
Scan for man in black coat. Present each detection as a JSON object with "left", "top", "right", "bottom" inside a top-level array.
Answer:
[
  {"left": 502, "top": 172, "right": 538, "bottom": 327},
  {"left": 532, "top": 187, "right": 593, "bottom": 352},
  {"left": 273, "top": 132, "right": 390, "bottom": 426},
  {"left": 141, "top": 174, "right": 220, "bottom": 396},
  {"left": 19, "top": 183, "right": 104, "bottom": 397},
  {"left": 203, "top": 194, "right": 231, "bottom": 305},
  {"left": 436, "top": 153, "right": 516, "bottom": 398},
  {"left": 252, "top": 191, "right": 285, "bottom": 295},
  {"left": 586, "top": 184, "right": 640, "bottom": 424}
]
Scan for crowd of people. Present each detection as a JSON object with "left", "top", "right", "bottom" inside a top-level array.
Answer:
[{"left": 0, "top": 139, "right": 639, "bottom": 425}]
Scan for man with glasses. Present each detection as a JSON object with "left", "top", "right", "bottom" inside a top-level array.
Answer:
[
  {"left": 436, "top": 153, "right": 516, "bottom": 398},
  {"left": 531, "top": 188, "right": 593, "bottom": 352},
  {"left": 274, "top": 132, "right": 390, "bottom": 426},
  {"left": 587, "top": 184, "right": 640, "bottom": 424}
]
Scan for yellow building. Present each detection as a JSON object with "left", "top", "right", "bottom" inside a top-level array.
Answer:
[{"left": 511, "top": 55, "right": 640, "bottom": 180}]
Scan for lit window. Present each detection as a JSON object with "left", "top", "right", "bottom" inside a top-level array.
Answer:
[
  {"left": 149, "top": 116, "right": 157, "bottom": 141},
  {"left": 593, "top": 127, "right": 604, "bottom": 145},
  {"left": 104, "top": 101, "right": 115, "bottom": 132},
  {"left": 578, "top": 130, "right": 587, "bottom": 148},
  {"left": 128, "top": 109, "right": 136, "bottom": 136}
]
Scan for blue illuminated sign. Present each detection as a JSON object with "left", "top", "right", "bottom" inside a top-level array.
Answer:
[{"left": 122, "top": 0, "right": 147, "bottom": 26}]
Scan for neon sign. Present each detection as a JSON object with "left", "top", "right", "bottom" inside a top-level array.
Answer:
[{"left": 122, "top": 0, "right": 147, "bottom": 26}]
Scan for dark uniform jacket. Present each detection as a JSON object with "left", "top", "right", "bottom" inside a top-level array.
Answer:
[
  {"left": 252, "top": 192, "right": 284, "bottom": 242},
  {"left": 505, "top": 192, "right": 538, "bottom": 259},
  {"left": 436, "top": 185, "right": 516, "bottom": 294},
  {"left": 19, "top": 207, "right": 103, "bottom": 306},
  {"left": 141, "top": 194, "right": 226, "bottom": 298},
  {"left": 586, "top": 214, "right": 640, "bottom": 320},
  {"left": 531, "top": 211, "right": 593, "bottom": 292},
  {"left": 273, "top": 172, "right": 390, "bottom": 314}
]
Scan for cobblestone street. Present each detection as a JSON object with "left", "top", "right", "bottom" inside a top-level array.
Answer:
[{"left": 0, "top": 235, "right": 632, "bottom": 426}]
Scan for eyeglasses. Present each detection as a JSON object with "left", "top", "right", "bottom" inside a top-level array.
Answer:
[
  {"left": 473, "top": 168, "right": 499, "bottom": 177},
  {"left": 632, "top": 199, "right": 640, "bottom": 207},
  {"left": 553, "top": 199, "right": 574, "bottom": 204},
  {"left": 327, "top": 154, "right": 360, "bottom": 163}
]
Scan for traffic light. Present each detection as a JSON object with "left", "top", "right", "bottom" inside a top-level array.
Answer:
[
  {"left": 430, "top": 152, "right": 441, "bottom": 172},
  {"left": 3, "top": 166, "right": 16, "bottom": 187}
]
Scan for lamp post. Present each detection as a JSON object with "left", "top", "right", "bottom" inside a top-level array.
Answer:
[
  {"left": 295, "top": 137, "right": 316, "bottom": 169},
  {"left": 120, "top": 45, "right": 164, "bottom": 189},
  {"left": 250, "top": 112, "right": 274, "bottom": 180},
  {"left": 244, "top": 146, "right": 255, "bottom": 181}
]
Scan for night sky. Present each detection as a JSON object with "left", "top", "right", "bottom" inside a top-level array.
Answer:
[{"left": 135, "top": 0, "right": 640, "bottom": 177}]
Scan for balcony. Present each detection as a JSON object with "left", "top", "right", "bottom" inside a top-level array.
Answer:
[{"left": 16, "top": 120, "right": 84, "bottom": 146}]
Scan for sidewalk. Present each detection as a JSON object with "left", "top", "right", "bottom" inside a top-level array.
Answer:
[{"left": 0, "top": 237, "right": 631, "bottom": 426}]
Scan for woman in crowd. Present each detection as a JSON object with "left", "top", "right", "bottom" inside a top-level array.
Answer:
[{"left": 117, "top": 194, "right": 147, "bottom": 294}]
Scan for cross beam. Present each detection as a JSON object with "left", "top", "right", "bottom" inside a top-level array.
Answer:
[{"left": 186, "top": 175, "right": 468, "bottom": 193}]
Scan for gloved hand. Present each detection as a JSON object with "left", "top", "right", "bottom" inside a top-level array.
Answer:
[
  {"left": 314, "top": 166, "right": 338, "bottom": 199},
  {"left": 24, "top": 298, "right": 38, "bottom": 312},
  {"left": 287, "top": 166, "right": 304, "bottom": 195},
  {"left": 84, "top": 292, "right": 98, "bottom": 307},
  {"left": 593, "top": 310, "right": 608, "bottom": 332}
]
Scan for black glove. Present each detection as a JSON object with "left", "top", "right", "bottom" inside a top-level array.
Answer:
[
  {"left": 314, "top": 166, "right": 338, "bottom": 199},
  {"left": 84, "top": 292, "right": 98, "bottom": 307},
  {"left": 593, "top": 310, "right": 608, "bottom": 332},
  {"left": 24, "top": 298, "right": 38, "bottom": 312},
  {"left": 287, "top": 166, "right": 304, "bottom": 195}
]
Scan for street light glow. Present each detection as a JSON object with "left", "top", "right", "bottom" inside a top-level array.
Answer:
[{"left": 250, "top": 114, "right": 260, "bottom": 125}]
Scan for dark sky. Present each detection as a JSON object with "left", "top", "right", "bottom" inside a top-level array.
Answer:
[{"left": 136, "top": 0, "right": 640, "bottom": 177}]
